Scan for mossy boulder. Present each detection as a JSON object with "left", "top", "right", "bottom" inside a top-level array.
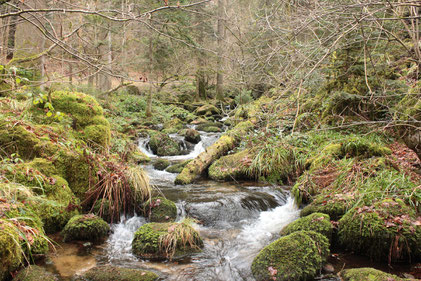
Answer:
[
  {"left": 80, "top": 266, "right": 158, "bottom": 281},
  {"left": 0, "top": 220, "right": 22, "bottom": 281},
  {"left": 13, "top": 265, "right": 58, "bottom": 281},
  {"left": 281, "top": 213, "right": 332, "bottom": 240},
  {"left": 148, "top": 132, "right": 180, "bottom": 156},
  {"left": 162, "top": 118, "right": 184, "bottom": 134},
  {"left": 340, "top": 267, "right": 408, "bottom": 281},
  {"left": 184, "top": 129, "right": 201, "bottom": 144},
  {"left": 62, "top": 214, "right": 109, "bottom": 242},
  {"left": 338, "top": 198, "right": 421, "bottom": 262},
  {"left": 26, "top": 197, "right": 79, "bottom": 234},
  {"left": 152, "top": 159, "right": 170, "bottom": 171},
  {"left": 0, "top": 124, "right": 40, "bottom": 160},
  {"left": 132, "top": 221, "right": 203, "bottom": 260},
  {"left": 300, "top": 194, "right": 356, "bottom": 221},
  {"left": 146, "top": 197, "right": 177, "bottom": 222},
  {"left": 208, "top": 150, "right": 252, "bottom": 181},
  {"left": 196, "top": 123, "right": 223, "bottom": 133},
  {"left": 166, "top": 160, "right": 192, "bottom": 174},
  {"left": 0, "top": 201, "right": 49, "bottom": 257},
  {"left": 195, "top": 104, "right": 221, "bottom": 116},
  {"left": 82, "top": 123, "right": 111, "bottom": 149},
  {"left": 251, "top": 231, "right": 330, "bottom": 281}
]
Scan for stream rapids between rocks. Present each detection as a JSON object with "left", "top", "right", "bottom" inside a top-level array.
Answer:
[{"left": 44, "top": 129, "right": 303, "bottom": 280}]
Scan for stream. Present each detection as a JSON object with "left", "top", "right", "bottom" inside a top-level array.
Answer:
[{"left": 45, "top": 128, "right": 302, "bottom": 280}]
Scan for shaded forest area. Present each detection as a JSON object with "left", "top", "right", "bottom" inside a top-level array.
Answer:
[{"left": 0, "top": 0, "right": 420, "bottom": 281}]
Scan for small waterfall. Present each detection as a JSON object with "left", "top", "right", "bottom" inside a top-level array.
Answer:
[
  {"left": 105, "top": 215, "right": 147, "bottom": 263},
  {"left": 138, "top": 138, "right": 155, "bottom": 158}
]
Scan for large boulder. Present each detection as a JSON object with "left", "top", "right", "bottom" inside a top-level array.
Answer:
[
  {"left": 195, "top": 104, "right": 221, "bottom": 116},
  {"left": 148, "top": 132, "right": 180, "bottom": 156},
  {"left": 80, "top": 266, "right": 158, "bottom": 281},
  {"left": 338, "top": 198, "right": 421, "bottom": 262},
  {"left": 184, "top": 129, "right": 201, "bottom": 144},
  {"left": 251, "top": 231, "right": 330, "bottom": 281},
  {"left": 281, "top": 213, "right": 333, "bottom": 240},
  {"left": 132, "top": 221, "right": 203, "bottom": 260},
  {"left": 62, "top": 214, "right": 109, "bottom": 242}
]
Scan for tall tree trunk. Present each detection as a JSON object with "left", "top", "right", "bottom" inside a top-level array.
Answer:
[
  {"left": 216, "top": 0, "right": 225, "bottom": 101},
  {"left": 195, "top": 5, "right": 206, "bottom": 101},
  {"left": 0, "top": 4, "right": 10, "bottom": 63},
  {"left": 146, "top": 34, "right": 153, "bottom": 117},
  {"left": 6, "top": 1, "right": 19, "bottom": 60}
]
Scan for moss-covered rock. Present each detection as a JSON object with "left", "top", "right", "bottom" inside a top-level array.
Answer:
[
  {"left": 148, "top": 132, "right": 180, "bottom": 156},
  {"left": 132, "top": 221, "right": 203, "bottom": 260},
  {"left": 251, "top": 231, "right": 330, "bottom": 281},
  {"left": 13, "top": 265, "right": 58, "bottom": 281},
  {"left": 82, "top": 123, "right": 111, "bottom": 149},
  {"left": 80, "top": 266, "right": 158, "bottom": 281},
  {"left": 340, "top": 267, "right": 407, "bottom": 281},
  {"left": 281, "top": 213, "right": 332, "bottom": 240},
  {"left": 208, "top": 149, "right": 252, "bottom": 181},
  {"left": 162, "top": 118, "right": 184, "bottom": 134},
  {"left": 300, "top": 194, "right": 356, "bottom": 221},
  {"left": 152, "top": 159, "right": 170, "bottom": 171},
  {"left": 0, "top": 124, "right": 40, "bottom": 160},
  {"left": 184, "top": 129, "right": 201, "bottom": 144},
  {"left": 165, "top": 160, "right": 192, "bottom": 174},
  {"left": 196, "top": 123, "right": 222, "bottom": 133},
  {"left": 338, "top": 198, "right": 421, "bottom": 262},
  {"left": 195, "top": 104, "right": 221, "bottom": 116},
  {"left": 127, "top": 149, "right": 150, "bottom": 164},
  {"left": 0, "top": 220, "right": 22, "bottom": 281},
  {"left": 62, "top": 214, "right": 109, "bottom": 242},
  {"left": 146, "top": 197, "right": 177, "bottom": 222}
]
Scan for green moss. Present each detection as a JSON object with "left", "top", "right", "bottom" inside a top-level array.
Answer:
[
  {"left": 162, "top": 118, "right": 184, "bottom": 134},
  {"left": 50, "top": 91, "right": 103, "bottom": 128},
  {"left": 208, "top": 150, "right": 252, "bottom": 181},
  {"left": 146, "top": 197, "right": 177, "bottom": 222},
  {"left": 62, "top": 214, "right": 109, "bottom": 242},
  {"left": 81, "top": 266, "right": 158, "bottom": 281},
  {"left": 340, "top": 267, "right": 407, "bottom": 281},
  {"left": 82, "top": 124, "right": 111, "bottom": 148},
  {"left": 195, "top": 104, "right": 220, "bottom": 116},
  {"left": 196, "top": 125, "right": 222, "bottom": 133},
  {"left": 127, "top": 149, "right": 150, "bottom": 164},
  {"left": 165, "top": 160, "right": 192, "bottom": 174},
  {"left": 132, "top": 222, "right": 203, "bottom": 260},
  {"left": 281, "top": 213, "right": 332, "bottom": 240},
  {"left": 148, "top": 132, "right": 180, "bottom": 156},
  {"left": 338, "top": 198, "right": 421, "bottom": 262},
  {"left": 251, "top": 231, "right": 330, "bottom": 281},
  {"left": 152, "top": 159, "right": 170, "bottom": 171},
  {"left": 184, "top": 129, "right": 201, "bottom": 144},
  {"left": 13, "top": 265, "right": 58, "bottom": 281},
  {"left": 0, "top": 124, "right": 40, "bottom": 160},
  {"left": 0, "top": 220, "right": 22, "bottom": 281},
  {"left": 300, "top": 194, "right": 356, "bottom": 221}
]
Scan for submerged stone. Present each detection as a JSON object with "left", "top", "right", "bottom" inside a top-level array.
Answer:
[
  {"left": 80, "top": 266, "right": 158, "bottom": 281},
  {"left": 12, "top": 265, "right": 58, "bottom": 281}
]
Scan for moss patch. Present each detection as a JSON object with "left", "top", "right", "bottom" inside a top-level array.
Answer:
[
  {"left": 251, "top": 231, "right": 330, "bottom": 281},
  {"left": 152, "top": 159, "right": 170, "bottom": 171},
  {"left": 340, "top": 267, "right": 407, "bottom": 281},
  {"left": 148, "top": 132, "right": 180, "bottom": 156},
  {"left": 208, "top": 149, "right": 252, "bottom": 181},
  {"left": 62, "top": 214, "right": 109, "bottom": 242},
  {"left": 0, "top": 219, "right": 22, "bottom": 281},
  {"left": 281, "top": 213, "right": 332, "bottom": 240},
  {"left": 165, "top": 160, "right": 191, "bottom": 174},
  {"left": 146, "top": 197, "right": 177, "bottom": 222},
  {"left": 80, "top": 266, "right": 158, "bottom": 281},
  {"left": 13, "top": 265, "right": 58, "bottom": 281},
  {"left": 338, "top": 198, "right": 421, "bottom": 262}
]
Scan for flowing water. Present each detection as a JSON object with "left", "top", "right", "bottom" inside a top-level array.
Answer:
[{"left": 45, "top": 129, "right": 302, "bottom": 280}]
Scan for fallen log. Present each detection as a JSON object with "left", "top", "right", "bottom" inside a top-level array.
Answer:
[{"left": 174, "top": 121, "right": 253, "bottom": 185}]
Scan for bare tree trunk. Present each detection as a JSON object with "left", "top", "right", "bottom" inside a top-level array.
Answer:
[
  {"left": 216, "top": 0, "right": 225, "bottom": 101},
  {"left": 146, "top": 34, "right": 153, "bottom": 117},
  {"left": 6, "top": 1, "right": 19, "bottom": 60},
  {"left": 195, "top": 5, "right": 206, "bottom": 101}
]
